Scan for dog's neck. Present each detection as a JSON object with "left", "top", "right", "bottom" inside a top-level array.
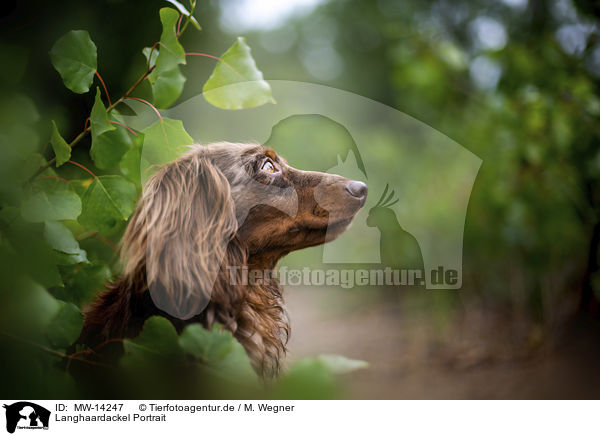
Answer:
[
  {"left": 208, "top": 239, "right": 289, "bottom": 378},
  {"left": 247, "top": 249, "right": 289, "bottom": 272}
]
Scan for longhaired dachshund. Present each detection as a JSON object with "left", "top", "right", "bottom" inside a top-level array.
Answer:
[{"left": 81, "top": 142, "right": 367, "bottom": 377}]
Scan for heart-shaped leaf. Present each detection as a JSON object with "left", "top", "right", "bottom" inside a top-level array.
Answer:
[
  {"left": 43, "top": 221, "right": 80, "bottom": 254},
  {"left": 90, "top": 87, "right": 115, "bottom": 140},
  {"left": 154, "top": 8, "right": 186, "bottom": 75},
  {"left": 49, "top": 30, "right": 97, "bottom": 94},
  {"left": 120, "top": 133, "right": 143, "bottom": 185},
  {"left": 121, "top": 316, "right": 183, "bottom": 368},
  {"left": 145, "top": 8, "right": 187, "bottom": 109},
  {"left": 90, "top": 126, "right": 133, "bottom": 170},
  {"left": 140, "top": 118, "right": 193, "bottom": 181},
  {"left": 49, "top": 121, "right": 70, "bottom": 167},
  {"left": 54, "top": 263, "right": 111, "bottom": 307},
  {"left": 179, "top": 324, "right": 257, "bottom": 382},
  {"left": 78, "top": 175, "right": 137, "bottom": 235},
  {"left": 90, "top": 111, "right": 133, "bottom": 170},
  {"left": 148, "top": 66, "right": 186, "bottom": 109},
  {"left": 21, "top": 190, "right": 82, "bottom": 222},
  {"left": 203, "top": 37, "right": 274, "bottom": 110},
  {"left": 44, "top": 221, "right": 88, "bottom": 265}
]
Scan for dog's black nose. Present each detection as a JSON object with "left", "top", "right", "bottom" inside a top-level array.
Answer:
[{"left": 345, "top": 181, "right": 368, "bottom": 199}]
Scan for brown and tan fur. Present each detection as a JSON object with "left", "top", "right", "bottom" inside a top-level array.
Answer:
[{"left": 81, "top": 142, "right": 367, "bottom": 378}]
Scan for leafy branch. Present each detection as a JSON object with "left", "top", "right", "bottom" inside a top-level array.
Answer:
[{"left": 10, "top": 3, "right": 276, "bottom": 397}]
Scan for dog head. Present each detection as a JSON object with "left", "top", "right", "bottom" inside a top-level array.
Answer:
[{"left": 122, "top": 142, "right": 367, "bottom": 319}]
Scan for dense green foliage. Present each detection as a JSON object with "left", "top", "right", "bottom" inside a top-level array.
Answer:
[{"left": 0, "top": 3, "right": 362, "bottom": 398}]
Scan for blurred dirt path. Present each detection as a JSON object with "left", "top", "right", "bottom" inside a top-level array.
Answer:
[{"left": 284, "top": 286, "right": 600, "bottom": 399}]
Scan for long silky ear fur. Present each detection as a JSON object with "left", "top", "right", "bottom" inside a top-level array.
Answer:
[{"left": 122, "top": 152, "right": 238, "bottom": 320}]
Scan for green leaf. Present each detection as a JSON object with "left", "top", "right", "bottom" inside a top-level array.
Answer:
[
  {"left": 154, "top": 8, "right": 186, "bottom": 75},
  {"left": 46, "top": 302, "right": 83, "bottom": 348},
  {"left": 274, "top": 358, "right": 337, "bottom": 400},
  {"left": 67, "top": 179, "right": 93, "bottom": 197},
  {"left": 121, "top": 316, "right": 183, "bottom": 367},
  {"left": 315, "top": 354, "right": 369, "bottom": 374},
  {"left": 90, "top": 111, "right": 133, "bottom": 170},
  {"left": 145, "top": 8, "right": 187, "bottom": 109},
  {"left": 203, "top": 37, "right": 274, "bottom": 110},
  {"left": 90, "top": 127, "right": 133, "bottom": 170},
  {"left": 90, "top": 87, "right": 115, "bottom": 140},
  {"left": 54, "top": 249, "right": 88, "bottom": 265},
  {"left": 53, "top": 263, "right": 111, "bottom": 307},
  {"left": 50, "top": 120, "right": 70, "bottom": 167},
  {"left": 120, "top": 133, "right": 143, "bottom": 185},
  {"left": 148, "top": 66, "right": 186, "bottom": 109},
  {"left": 179, "top": 324, "right": 233, "bottom": 361},
  {"left": 49, "top": 30, "right": 97, "bottom": 94},
  {"left": 78, "top": 175, "right": 138, "bottom": 235},
  {"left": 44, "top": 221, "right": 88, "bottom": 264},
  {"left": 142, "top": 46, "right": 159, "bottom": 69},
  {"left": 21, "top": 190, "right": 82, "bottom": 222},
  {"left": 179, "top": 324, "right": 257, "bottom": 382},
  {"left": 43, "top": 221, "right": 80, "bottom": 253},
  {"left": 140, "top": 118, "right": 193, "bottom": 176}
]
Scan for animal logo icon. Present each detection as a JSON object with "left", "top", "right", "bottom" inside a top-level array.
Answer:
[
  {"left": 3, "top": 402, "right": 50, "bottom": 433},
  {"left": 367, "top": 184, "right": 424, "bottom": 278}
]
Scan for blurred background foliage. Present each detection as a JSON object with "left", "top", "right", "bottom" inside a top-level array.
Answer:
[{"left": 1, "top": 0, "right": 599, "bottom": 398}]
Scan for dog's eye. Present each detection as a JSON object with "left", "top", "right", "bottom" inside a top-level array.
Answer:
[{"left": 261, "top": 159, "right": 278, "bottom": 174}]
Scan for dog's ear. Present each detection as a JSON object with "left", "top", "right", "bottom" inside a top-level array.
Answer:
[{"left": 122, "top": 155, "right": 237, "bottom": 320}]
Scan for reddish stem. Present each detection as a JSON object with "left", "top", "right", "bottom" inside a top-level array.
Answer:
[
  {"left": 67, "top": 160, "right": 97, "bottom": 179},
  {"left": 109, "top": 120, "right": 138, "bottom": 136},
  {"left": 185, "top": 52, "right": 244, "bottom": 80},
  {"left": 39, "top": 176, "right": 70, "bottom": 184},
  {"left": 125, "top": 97, "right": 162, "bottom": 120},
  {"left": 177, "top": 13, "right": 184, "bottom": 36},
  {"left": 66, "top": 338, "right": 123, "bottom": 371},
  {"left": 95, "top": 71, "right": 112, "bottom": 107},
  {"left": 94, "top": 234, "right": 119, "bottom": 254},
  {"left": 147, "top": 41, "right": 160, "bottom": 69},
  {"left": 84, "top": 117, "right": 90, "bottom": 131},
  {"left": 185, "top": 52, "right": 222, "bottom": 62}
]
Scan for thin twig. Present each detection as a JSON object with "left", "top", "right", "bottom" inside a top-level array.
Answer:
[
  {"left": 94, "top": 233, "right": 119, "bottom": 254},
  {"left": 39, "top": 176, "right": 70, "bottom": 184},
  {"left": 106, "top": 65, "right": 156, "bottom": 113},
  {"left": 0, "top": 330, "right": 114, "bottom": 369},
  {"left": 95, "top": 71, "right": 112, "bottom": 107},
  {"left": 76, "top": 229, "right": 98, "bottom": 241},
  {"left": 185, "top": 52, "right": 245, "bottom": 80},
  {"left": 67, "top": 160, "right": 97, "bottom": 178},
  {"left": 109, "top": 120, "right": 138, "bottom": 136},
  {"left": 176, "top": 13, "right": 184, "bottom": 36},
  {"left": 125, "top": 96, "right": 162, "bottom": 120},
  {"left": 66, "top": 338, "right": 123, "bottom": 370}
]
